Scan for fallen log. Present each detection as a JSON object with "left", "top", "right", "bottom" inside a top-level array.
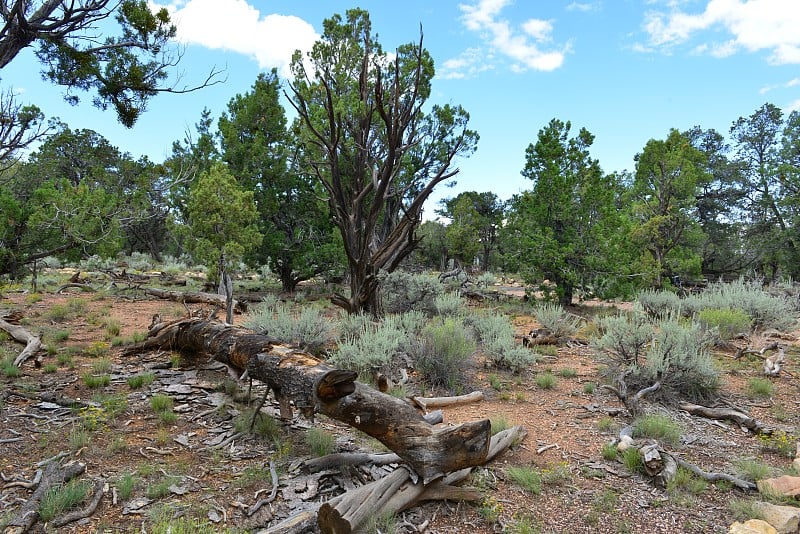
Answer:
[
  {"left": 317, "top": 425, "right": 526, "bottom": 534},
  {"left": 143, "top": 288, "right": 247, "bottom": 314},
  {"left": 0, "top": 318, "right": 42, "bottom": 367},
  {"left": 122, "top": 317, "right": 492, "bottom": 483}
]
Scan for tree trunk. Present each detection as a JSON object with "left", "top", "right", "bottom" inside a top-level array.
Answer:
[{"left": 122, "top": 318, "right": 492, "bottom": 482}]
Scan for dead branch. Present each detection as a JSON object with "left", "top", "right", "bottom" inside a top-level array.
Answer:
[
  {"left": 0, "top": 318, "right": 42, "bottom": 367},
  {"left": 4, "top": 460, "right": 86, "bottom": 534},
  {"left": 144, "top": 288, "right": 247, "bottom": 314},
  {"left": 410, "top": 391, "right": 484, "bottom": 411},
  {"left": 679, "top": 403, "right": 772, "bottom": 434},
  {"left": 305, "top": 452, "right": 402, "bottom": 472},
  {"left": 50, "top": 477, "right": 104, "bottom": 527}
]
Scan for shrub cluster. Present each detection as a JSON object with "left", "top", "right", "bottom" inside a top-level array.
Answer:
[
  {"left": 378, "top": 271, "right": 443, "bottom": 315},
  {"left": 410, "top": 317, "right": 476, "bottom": 390},
  {"left": 244, "top": 299, "right": 331, "bottom": 354},
  {"left": 532, "top": 302, "right": 581, "bottom": 338},
  {"left": 593, "top": 312, "right": 719, "bottom": 403},
  {"left": 467, "top": 313, "right": 536, "bottom": 373}
]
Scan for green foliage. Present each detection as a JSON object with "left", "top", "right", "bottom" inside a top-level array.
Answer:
[
  {"left": 305, "top": 428, "right": 336, "bottom": 457},
  {"left": 39, "top": 478, "right": 90, "bottom": 522},
  {"left": 557, "top": 368, "right": 577, "bottom": 378},
  {"left": 69, "top": 426, "right": 90, "bottom": 450},
  {"left": 91, "top": 358, "right": 113, "bottom": 374},
  {"left": 411, "top": 317, "right": 475, "bottom": 390},
  {"left": 244, "top": 299, "right": 331, "bottom": 354},
  {"left": 697, "top": 308, "right": 751, "bottom": 341},
  {"left": 747, "top": 377, "right": 774, "bottom": 398},
  {"left": 330, "top": 313, "right": 422, "bottom": 375},
  {"left": 182, "top": 162, "right": 262, "bottom": 282},
  {"left": 758, "top": 430, "right": 797, "bottom": 457},
  {"left": 502, "top": 119, "right": 631, "bottom": 304},
  {"left": 289, "top": 8, "right": 478, "bottom": 314},
  {"left": 490, "top": 416, "right": 510, "bottom": 435},
  {"left": 601, "top": 443, "right": 618, "bottom": 461},
  {"left": 365, "top": 512, "right": 399, "bottom": 534},
  {"left": 467, "top": 312, "right": 537, "bottom": 372},
  {"left": 621, "top": 447, "right": 644, "bottom": 473},
  {"left": 436, "top": 191, "right": 505, "bottom": 269},
  {"left": 128, "top": 372, "right": 155, "bottom": 389},
  {"left": 667, "top": 467, "right": 708, "bottom": 496},
  {"left": 684, "top": 279, "right": 796, "bottom": 331},
  {"left": 1, "top": 356, "right": 20, "bottom": 378},
  {"left": 594, "top": 313, "right": 719, "bottom": 403},
  {"left": 535, "top": 372, "right": 557, "bottom": 390},
  {"left": 379, "top": 271, "right": 444, "bottom": 315},
  {"left": 728, "top": 498, "right": 765, "bottom": 523},
  {"left": 116, "top": 473, "right": 137, "bottom": 501},
  {"left": 235, "top": 409, "right": 280, "bottom": 440},
  {"left": 219, "top": 70, "right": 342, "bottom": 291},
  {"left": 82, "top": 373, "right": 110, "bottom": 388},
  {"left": 149, "top": 394, "right": 174, "bottom": 413},
  {"left": 532, "top": 302, "right": 581, "bottom": 337},
  {"left": 506, "top": 466, "right": 542, "bottom": 494},
  {"left": 632, "top": 414, "right": 682, "bottom": 446},
  {"left": 636, "top": 289, "right": 682, "bottom": 317},
  {"left": 434, "top": 292, "right": 466, "bottom": 316},
  {"left": 734, "top": 459, "right": 777, "bottom": 482}
]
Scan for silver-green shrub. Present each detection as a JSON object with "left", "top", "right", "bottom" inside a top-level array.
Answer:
[
  {"left": 690, "top": 279, "right": 796, "bottom": 331},
  {"left": 410, "top": 317, "right": 476, "bottom": 390},
  {"left": 379, "top": 271, "right": 444, "bottom": 315},
  {"left": 696, "top": 308, "right": 751, "bottom": 343},
  {"left": 434, "top": 292, "right": 466, "bottom": 316},
  {"left": 329, "top": 312, "right": 424, "bottom": 375},
  {"left": 593, "top": 313, "right": 719, "bottom": 402},
  {"left": 244, "top": 299, "right": 331, "bottom": 354},
  {"left": 636, "top": 289, "right": 681, "bottom": 318},
  {"left": 466, "top": 312, "right": 536, "bottom": 373},
  {"left": 532, "top": 302, "right": 581, "bottom": 337},
  {"left": 476, "top": 272, "right": 497, "bottom": 288}
]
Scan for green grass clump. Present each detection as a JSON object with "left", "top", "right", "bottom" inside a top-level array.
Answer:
[
  {"left": 535, "top": 372, "right": 556, "bottom": 390},
  {"left": 490, "top": 416, "right": 510, "bottom": 435},
  {"left": 601, "top": 443, "right": 618, "bottom": 461},
  {"left": 150, "top": 394, "right": 173, "bottom": 413},
  {"left": 1, "top": 356, "right": 21, "bottom": 378},
  {"left": 747, "top": 377, "right": 774, "bottom": 398},
  {"left": 43, "top": 363, "right": 58, "bottom": 373},
  {"left": 39, "top": 478, "right": 90, "bottom": 522},
  {"left": 506, "top": 466, "right": 542, "bottom": 494},
  {"left": 83, "top": 341, "right": 110, "bottom": 358},
  {"left": 69, "top": 426, "right": 90, "bottom": 451},
  {"left": 632, "top": 414, "right": 682, "bottom": 446},
  {"left": 621, "top": 447, "right": 644, "bottom": 473},
  {"left": 91, "top": 358, "right": 113, "bottom": 374},
  {"left": 82, "top": 373, "right": 110, "bottom": 388},
  {"left": 305, "top": 428, "right": 336, "bottom": 457},
  {"left": 234, "top": 408, "right": 280, "bottom": 439},
  {"left": 116, "top": 472, "right": 137, "bottom": 500},
  {"left": 734, "top": 459, "right": 776, "bottom": 482},
  {"left": 128, "top": 372, "right": 156, "bottom": 389},
  {"left": 583, "top": 382, "right": 596, "bottom": 394},
  {"left": 667, "top": 466, "right": 708, "bottom": 496},
  {"left": 557, "top": 368, "right": 577, "bottom": 378}
]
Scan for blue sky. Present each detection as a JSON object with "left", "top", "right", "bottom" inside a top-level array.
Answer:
[{"left": 6, "top": 0, "right": 800, "bottom": 211}]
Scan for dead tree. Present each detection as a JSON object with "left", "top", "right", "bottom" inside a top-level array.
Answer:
[{"left": 122, "top": 317, "right": 493, "bottom": 483}]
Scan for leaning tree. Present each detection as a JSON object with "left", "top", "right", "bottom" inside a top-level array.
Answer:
[{"left": 287, "top": 8, "right": 478, "bottom": 315}]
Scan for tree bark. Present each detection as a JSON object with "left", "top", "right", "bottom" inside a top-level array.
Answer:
[{"left": 122, "top": 317, "right": 492, "bottom": 483}]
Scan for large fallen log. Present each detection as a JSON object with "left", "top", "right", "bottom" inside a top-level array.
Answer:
[
  {"left": 143, "top": 288, "right": 247, "bottom": 314},
  {"left": 122, "top": 317, "right": 492, "bottom": 483}
]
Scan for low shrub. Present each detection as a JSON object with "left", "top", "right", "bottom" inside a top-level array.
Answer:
[
  {"left": 632, "top": 414, "right": 682, "bottom": 446},
  {"left": 636, "top": 289, "right": 681, "bottom": 317},
  {"left": 412, "top": 317, "right": 475, "bottom": 390},
  {"left": 532, "top": 302, "right": 581, "bottom": 338},
  {"left": 379, "top": 271, "right": 443, "bottom": 315},
  {"left": 506, "top": 466, "right": 542, "bottom": 494},
  {"left": 244, "top": 300, "right": 331, "bottom": 354}
]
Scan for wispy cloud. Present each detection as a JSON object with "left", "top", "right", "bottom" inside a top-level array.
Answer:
[
  {"left": 759, "top": 77, "right": 800, "bottom": 95},
  {"left": 151, "top": 0, "right": 318, "bottom": 77},
  {"left": 444, "top": 0, "right": 569, "bottom": 79},
  {"left": 641, "top": 0, "right": 800, "bottom": 64},
  {"left": 566, "top": 2, "right": 599, "bottom": 12}
]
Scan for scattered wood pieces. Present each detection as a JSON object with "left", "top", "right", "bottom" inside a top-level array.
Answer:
[{"left": 679, "top": 403, "right": 771, "bottom": 434}]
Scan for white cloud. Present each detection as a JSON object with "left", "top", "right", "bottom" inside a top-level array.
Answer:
[
  {"left": 453, "top": 0, "right": 568, "bottom": 74},
  {"left": 759, "top": 77, "right": 800, "bottom": 94},
  {"left": 642, "top": 0, "right": 800, "bottom": 64},
  {"left": 438, "top": 48, "right": 495, "bottom": 80},
  {"left": 152, "top": 0, "right": 318, "bottom": 77},
  {"left": 787, "top": 99, "right": 800, "bottom": 112},
  {"left": 566, "top": 2, "right": 597, "bottom": 12}
]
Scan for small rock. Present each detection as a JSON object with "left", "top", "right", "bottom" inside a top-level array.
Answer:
[
  {"left": 168, "top": 484, "right": 188, "bottom": 495},
  {"left": 752, "top": 502, "right": 800, "bottom": 534},
  {"left": 122, "top": 497, "right": 152, "bottom": 515},
  {"left": 208, "top": 510, "right": 221, "bottom": 523},
  {"left": 164, "top": 384, "right": 192, "bottom": 394},
  {"left": 757, "top": 476, "right": 800, "bottom": 498},
  {"left": 617, "top": 435, "right": 634, "bottom": 451},
  {"left": 173, "top": 434, "right": 190, "bottom": 447},
  {"left": 728, "top": 519, "right": 778, "bottom": 534}
]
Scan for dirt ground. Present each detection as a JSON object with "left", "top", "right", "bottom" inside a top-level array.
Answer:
[{"left": 1, "top": 282, "right": 799, "bottom": 533}]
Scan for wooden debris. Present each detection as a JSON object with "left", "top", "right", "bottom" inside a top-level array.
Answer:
[
  {"left": 679, "top": 402, "right": 771, "bottom": 434},
  {"left": 410, "top": 391, "right": 484, "bottom": 411},
  {"left": 0, "top": 318, "right": 42, "bottom": 367},
  {"left": 122, "top": 317, "right": 494, "bottom": 483},
  {"left": 144, "top": 288, "right": 247, "bottom": 314}
]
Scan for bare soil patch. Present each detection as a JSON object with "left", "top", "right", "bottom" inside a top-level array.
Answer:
[{"left": 1, "top": 288, "right": 799, "bottom": 533}]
